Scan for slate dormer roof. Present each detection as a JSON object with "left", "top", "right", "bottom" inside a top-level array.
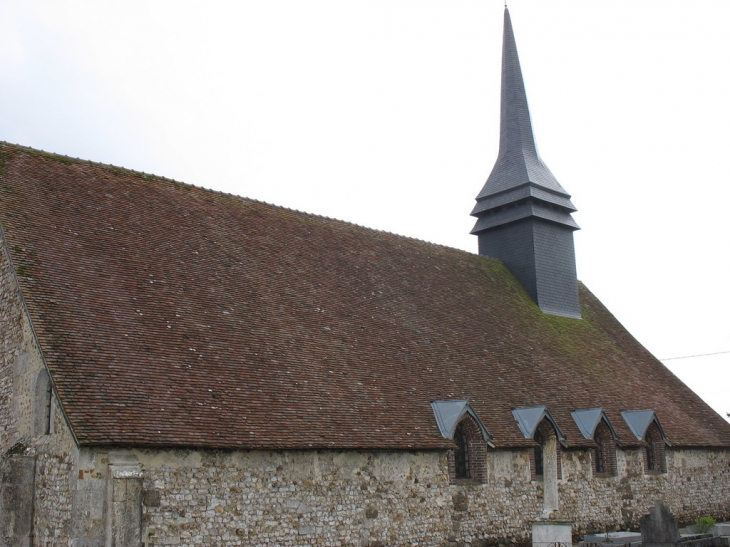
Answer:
[{"left": 1, "top": 142, "right": 729, "bottom": 450}]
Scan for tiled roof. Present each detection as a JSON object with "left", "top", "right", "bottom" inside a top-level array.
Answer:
[{"left": 1, "top": 142, "right": 729, "bottom": 450}]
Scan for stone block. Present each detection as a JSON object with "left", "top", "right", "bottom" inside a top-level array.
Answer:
[
  {"left": 143, "top": 488, "right": 162, "bottom": 507},
  {"left": 452, "top": 492, "right": 468, "bottom": 512},
  {"left": 0, "top": 455, "right": 35, "bottom": 542},
  {"left": 74, "top": 489, "right": 105, "bottom": 519},
  {"left": 76, "top": 478, "right": 105, "bottom": 491}
]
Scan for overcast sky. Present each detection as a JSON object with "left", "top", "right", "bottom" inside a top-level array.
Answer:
[{"left": 1, "top": 1, "right": 728, "bottom": 422}]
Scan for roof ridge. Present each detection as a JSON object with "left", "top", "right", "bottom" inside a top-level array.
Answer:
[
  {"left": 0, "top": 140, "right": 185, "bottom": 184},
  {"left": 0, "top": 140, "right": 484, "bottom": 261}
]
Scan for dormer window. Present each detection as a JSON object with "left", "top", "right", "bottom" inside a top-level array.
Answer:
[
  {"left": 570, "top": 408, "right": 619, "bottom": 477},
  {"left": 512, "top": 406, "right": 564, "bottom": 481},
  {"left": 620, "top": 410, "right": 667, "bottom": 475},
  {"left": 430, "top": 401, "right": 491, "bottom": 485},
  {"left": 448, "top": 415, "right": 488, "bottom": 483}
]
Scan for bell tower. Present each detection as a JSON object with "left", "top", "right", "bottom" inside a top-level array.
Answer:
[{"left": 471, "top": 8, "right": 581, "bottom": 319}]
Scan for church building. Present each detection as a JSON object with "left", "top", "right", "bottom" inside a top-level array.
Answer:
[{"left": 1, "top": 8, "right": 729, "bottom": 547}]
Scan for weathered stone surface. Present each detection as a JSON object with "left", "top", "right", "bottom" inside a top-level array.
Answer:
[
  {"left": 452, "top": 491, "right": 469, "bottom": 512},
  {"left": 110, "top": 476, "right": 143, "bottom": 547},
  {"left": 143, "top": 488, "right": 162, "bottom": 507},
  {"left": 365, "top": 505, "right": 378, "bottom": 519},
  {"left": 85, "top": 445, "right": 727, "bottom": 547},
  {"left": 0, "top": 454, "right": 35, "bottom": 545}
]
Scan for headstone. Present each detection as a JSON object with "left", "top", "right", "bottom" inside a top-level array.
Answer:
[
  {"left": 582, "top": 531, "right": 642, "bottom": 547},
  {"left": 641, "top": 503, "right": 680, "bottom": 547},
  {"left": 533, "top": 521, "right": 573, "bottom": 547}
]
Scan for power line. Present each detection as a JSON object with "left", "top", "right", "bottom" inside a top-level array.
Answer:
[{"left": 660, "top": 350, "right": 730, "bottom": 362}]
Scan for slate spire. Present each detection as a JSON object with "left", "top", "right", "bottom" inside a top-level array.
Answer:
[{"left": 471, "top": 8, "right": 581, "bottom": 319}]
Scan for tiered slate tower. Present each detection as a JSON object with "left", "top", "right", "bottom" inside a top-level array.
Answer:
[{"left": 471, "top": 8, "right": 581, "bottom": 319}]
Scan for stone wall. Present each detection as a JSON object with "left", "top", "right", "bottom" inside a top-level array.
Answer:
[
  {"left": 135, "top": 449, "right": 455, "bottom": 547},
  {"left": 112, "top": 445, "right": 730, "bottom": 547},
  {"left": 1, "top": 405, "right": 78, "bottom": 547},
  {"left": 0, "top": 229, "right": 27, "bottom": 448},
  {"left": 0, "top": 232, "right": 79, "bottom": 546},
  {"left": 31, "top": 403, "right": 78, "bottom": 546},
  {"left": 560, "top": 447, "right": 730, "bottom": 533},
  {"left": 2, "top": 438, "right": 727, "bottom": 547}
]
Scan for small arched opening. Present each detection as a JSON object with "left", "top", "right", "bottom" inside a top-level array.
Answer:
[
  {"left": 32, "top": 369, "right": 52, "bottom": 436},
  {"left": 643, "top": 421, "right": 666, "bottom": 473},
  {"left": 593, "top": 419, "right": 617, "bottom": 476},
  {"left": 448, "top": 415, "right": 488, "bottom": 484},
  {"left": 531, "top": 418, "right": 561, "bottom": 480}
]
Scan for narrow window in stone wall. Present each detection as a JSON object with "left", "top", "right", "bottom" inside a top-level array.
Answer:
[
  {"left": 533, "top": 429, "right": 544, "bottom": 478},
  {"left": 32, "top": 369, "right": 52, "bottom": 436},
  {"left": 530, "top": 418, "right": 562, "bottom": 513},
  {"left": 594, "top": 436, "right": 604, "bottom": 472},
  {"left": 530, "top": 419, "right": 562, "bottom": 481},
  {"left": 45, "top": 387, "right": 53, "bottom": 434},
  {"left": 454, "top": 423, "right": 470, "bottom": 479},
  {"left": 447, "top": 415, "right": 488, "bottom": 484},
  {"left": 645, "top": 440, "right": 655, "bottom": 470},
  {"left": 643, "top": 422, "right": 666, "bottom": 473},
  {"left": 592, "top": 420, "right": 617, "bottom": 476}
]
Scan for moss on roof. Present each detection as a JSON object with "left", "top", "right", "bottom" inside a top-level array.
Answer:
[{"left": 1, "top": 141, "right": 729, "bottom": 450}]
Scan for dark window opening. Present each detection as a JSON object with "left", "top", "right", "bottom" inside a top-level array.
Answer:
[
  {"left": 646, "top": 436, "right": 656, "bottom": 471},
  {"left": 448, "top": 415, "right": 488, "bottom": 484},
  {"left": 454, "top": 423, "right": 470, "bottom": 479},
  {"left": 45, "top": 385, "right": 52, "bottom": 435},
  {"left": 643, "top": 421, "right": 666, "bottom": 474},
  {"left": 533, "top": 429, "right": 544, "bottom": 477},
  {"left": 593, "top": 420, "right": 614, "bottom": 475},
  {"left": 595, "top": 439, "right": 605, "bottom": 473}
]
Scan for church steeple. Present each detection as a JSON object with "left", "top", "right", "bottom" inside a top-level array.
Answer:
[{"left": 471, "top": 8, "right": 581, "bottom": 319}]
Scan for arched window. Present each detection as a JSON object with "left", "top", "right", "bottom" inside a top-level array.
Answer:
[
  {"left": 531, "top": 419, "right": 561, "bottom": 480},
  {"left": 593, "top": 419, "right": 616, "bottom": 475},
  {"left": 447, "top": 415, "right": 487, "bottom": 484},
  {"left": 643, "top": 421, "right": 666, "bottom": 473},
  {"left": 530, "top": 417, "right": 562, "bottom": 514},
  {"left": 32, "top": 369, "right": 52, "bottom": 436}
]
